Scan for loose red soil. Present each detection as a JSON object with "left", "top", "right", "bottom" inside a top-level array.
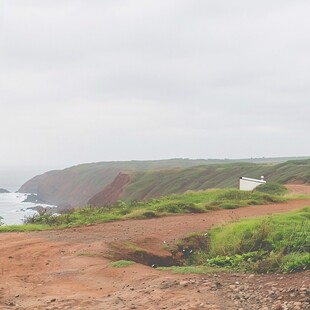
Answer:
[
  {"left": 0, "top": 192, "right": 310, "bottom": 309},
  {"left": 286, "top": 183, "right": 310, "bottom": 195}
]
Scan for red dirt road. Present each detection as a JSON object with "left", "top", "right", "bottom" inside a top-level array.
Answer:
[{"left": 0, "top": 189, "right": 309, "bottom": 309}]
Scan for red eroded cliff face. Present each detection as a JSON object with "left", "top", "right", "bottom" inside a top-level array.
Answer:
[
  {"left": 18, "top": 167, "right": 123, "bottom": 207},
  {"left": 88, "top": 172, "right": 131, "bottom": 207}
]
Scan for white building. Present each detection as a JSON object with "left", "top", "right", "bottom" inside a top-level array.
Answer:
[{"left": 239, "top": 176, "right": 266, "bottom": 191}]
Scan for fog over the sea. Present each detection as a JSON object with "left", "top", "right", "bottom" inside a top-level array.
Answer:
[
  {"left": 1, "top": 1, "right": 309, "bottom": 169},
  {"left": 0, "top": 166, "right": 57, "bottom": 188}
]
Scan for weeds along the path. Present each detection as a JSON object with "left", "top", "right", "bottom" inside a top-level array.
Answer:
[
  {"left": 0, "top": 188, "right": 289, "bottom": 232},
  {"left": 172, "top": 207, "right": 310, "bottom": 274}
]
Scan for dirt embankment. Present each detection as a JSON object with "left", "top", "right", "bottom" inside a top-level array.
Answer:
[
  {"left": 1, "top": 193, "right": 310, "bottom": 309},
  {"left": 286, "top": 183, "right": 310, "bottom": 195},
  {"left": 88, "top": 172, "right": 131, "bottom": 206}
]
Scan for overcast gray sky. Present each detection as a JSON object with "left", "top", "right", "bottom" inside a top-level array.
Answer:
[{"left": 1, "top": 0, "right": 310, "bottom": 168}]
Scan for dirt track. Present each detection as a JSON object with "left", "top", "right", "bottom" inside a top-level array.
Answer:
[{"left": 0, "top": 185, "right": 309, "bottom": 309}]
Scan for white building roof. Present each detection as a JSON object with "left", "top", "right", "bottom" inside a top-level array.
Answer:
[{"left": 240, "top": 177, "right": 266, "bottom": 184}]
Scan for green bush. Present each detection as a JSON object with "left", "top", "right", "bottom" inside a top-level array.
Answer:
[
  {"left": 219, "top": 202, "right": 239, "bottom": 209},
  {"left": 182, "top": 207, "right": 310, "bottom": 273},
  {"left": 280, "top": 253, "right": 310, "bottom": 272},
  {"left": 255, "top": 182, "right": 288, "bottom": 195},
  {"left": 206, "top": 251, "right": 268, "bottom": 270}
]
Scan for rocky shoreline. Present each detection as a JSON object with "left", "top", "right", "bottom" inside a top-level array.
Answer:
[{"left": 22, "top": 194, "right": 46, "bottom": 204}]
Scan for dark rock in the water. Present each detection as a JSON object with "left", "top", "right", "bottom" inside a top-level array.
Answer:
[
  {"left": 54, "top": 203, "right": 72, "bottom": 213},
  {"left": 27, "top": 205, "right": 54, "bottom": 214},
  {"left": 0, "top": 188, "right": 10, "bottom": 193},
  {"left": 22, "top": 194, "right": 46, "bottom": 204}
]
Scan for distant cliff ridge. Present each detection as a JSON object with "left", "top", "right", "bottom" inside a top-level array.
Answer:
[
  {"left": 0, "top": 188, "right": 10, "bottom": 193},
  {"left": 18, "top": 158, "right": 310, "bottom": 209},
  {"left": 18, "top": 159, "right": 217, "bottom": 207}
]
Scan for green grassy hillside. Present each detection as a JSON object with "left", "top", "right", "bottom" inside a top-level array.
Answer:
[
  {"left": 18, "top": 158, "right": 310, "bottom": 208},
  {"left": 266, "top": 159, "right": 310, "bottom": 183},
  {"left": 176, "top": 207, "right": 310, "bottom": 273},
  {"left": 19, "top": 159, "right": 224, "bottom": 206},
  {"left": 98, "top": 159, "right": 310, "bottom": 205},
  {"left": 122, "top": 163, "right": 268, "bottom": 202}
]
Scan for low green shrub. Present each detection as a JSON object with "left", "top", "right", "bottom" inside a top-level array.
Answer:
[
  {"left": 124, "top": 209, "right": 158, "bottom": 219},
  {"left": 179, "top": 207, "right": 310, "bottom": 273},
  {"left": 280, "top": 253, "right": 310, "bottom": 272},
  {"left": 158, "top": 265, "right": 222, "bottom": 274},
  {"left": 219, "top": 202, "right": 239, "bottom": 209},
  {"left": 255, "top": 182, "right": 288, "bottom": 196},
  {"left": 206, "top": 251, "right": 268, "bottom": 270}
]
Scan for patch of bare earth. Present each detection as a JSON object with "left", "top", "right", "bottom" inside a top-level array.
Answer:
[
  {"left": 286, "top": 184, "right": 310, "bottom": 195},
  {"left": 1, "top": 194, "right": 310, "bottom": 309}
]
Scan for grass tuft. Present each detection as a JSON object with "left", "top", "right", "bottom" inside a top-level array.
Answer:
[
  {"left": 110, "top": 260, "right": 135, "bottom": 268},
  {"left": 157, "top": 265, "right": 226, "bottom": 274}
]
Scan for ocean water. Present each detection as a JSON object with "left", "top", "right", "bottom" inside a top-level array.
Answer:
[{"left": 0, "top": 188, "right": 55, "bottom": 225}]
